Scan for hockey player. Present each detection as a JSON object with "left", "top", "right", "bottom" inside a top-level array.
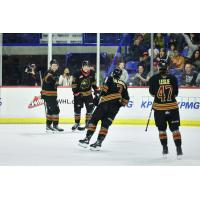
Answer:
[
  {"left": 79, "top": 68, "right": 130, "bottom": 151},
  {"left": 149, "top": 61, "right": 183, "bottom": 157},
  {"left": 41, "top": 59, "right": 64, "bottom": 132},
  {"left": 71, "top": 60, "right": 99, "bottom": 131}
]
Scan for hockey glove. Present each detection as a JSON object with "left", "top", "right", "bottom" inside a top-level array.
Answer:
[{"left": 93, "top": 95, "right": 100, "bottom": 106}]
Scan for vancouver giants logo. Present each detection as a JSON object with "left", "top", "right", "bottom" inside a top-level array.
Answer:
[{"left": 28, "top": 96, "right": 44, "bottom": 109}]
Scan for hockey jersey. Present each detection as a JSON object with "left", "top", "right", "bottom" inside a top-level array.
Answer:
[
  {"left": 149, "top": 73, "right": 179, "bottom": 110},
  {"left": 100, "top": 76, "right": 130, "bottom": 106},
  {"left": 41, "top": 70, "right": 59, "bottom": 97},
  {"left": 72, "top": 69, "right": 98, "bottom": 96}
]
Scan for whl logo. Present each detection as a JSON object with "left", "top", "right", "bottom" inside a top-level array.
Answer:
[{"left": 28, "top": 96, "right": 44, "bottom": 109}]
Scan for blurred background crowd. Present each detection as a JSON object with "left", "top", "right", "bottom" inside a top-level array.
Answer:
[{"left": 1, "top": 33, "right": 200, "bottom": 87}]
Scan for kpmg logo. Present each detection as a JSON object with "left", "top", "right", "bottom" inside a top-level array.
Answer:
[
  {"left": 178, "top": 102, "right": 200, "bottom": 109},
  {"left": 177, "top": 96, "right": 200, "bottom": 110},
  {"left": 141, "top": 96, "right": 200, "bottom": 110},
  {"left": 141, "top": 100, "right": 152, "bottom": 108}
]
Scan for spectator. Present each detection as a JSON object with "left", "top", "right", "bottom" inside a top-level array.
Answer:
[
  {"left": 141, "top": 33, "right": 151, "bottom": 50},
  {"left": 128, "top": 65, "right": 148, "bottom": 86},
  {"left": 170, "top": 51, "right": 185, "bottom": 70},
  {"left": 196, "top": 72, "right": 200, "bottom": 86},
  {"left": 148, "top": 45, "right": 159, "bottom": 59},
  {"left": 156, "top": 48, "right": 168, "bottom": 64},
  {"left": 168, "top": 34, "right": 185, "bottom": 52},
  {"left": 23, "top": 64, "right": 40, "bottom": 86},
  {"left": 154, "top": 33, "right": 165, "bottom": 49},
  {"left": 138, "top": 52, "right": 151, "bottom": 76},
  {"left": 118, "top": 61, "right": 129, "bottom": 83},
  {"left": 59, "top": 68, "right": 73, "bottom": 86},
  {"left": 182, "top": 33, "right": 200, "bottom": 58},
  {"left": 146, "top": 60, "right": 159, "bottom": 83},
  {"left": 127, "top": 36, "right": 146, "bottom": 61},
  {"left": 180, "top": 63, "right": 197, "bottom": 86},
  {"left": 167, "top": 43, "right": 177, "bottom": 59},
  {"left": 190, "top": 50, "right": 200, "bottom": 72}
]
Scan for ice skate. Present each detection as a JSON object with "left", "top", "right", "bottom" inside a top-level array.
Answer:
[
  {"left": 90, "top": 140, "right": 102, "bottom": 151},
  {"left": 53, "top": 125, "right": 64, "bottom": 132},
  {"left": 176, "top": 146, "right": 183, "bottom": 160},
  {"left": 72, "top": 123, "right": 80, "bottom": 131},
  {"left": 77, "top": 125, "right": 86, "bottom": 131},
  {"left": 162, "top": 146, "right": 168, "bottom": 158},
  {"left": 79, "top": 137, "right": 90, "bottom": 148},
  {"left": 46, "top": 124, "right": 55, "bottom": 133}
]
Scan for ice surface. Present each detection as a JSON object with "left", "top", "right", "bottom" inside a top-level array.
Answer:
[{"left": 0, "top": 124, "right": 199, "bottom": 166}]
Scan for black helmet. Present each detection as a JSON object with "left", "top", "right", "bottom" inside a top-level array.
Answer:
[
  {"left": 50, "top": 59, "right": 59, "bottom": 66},
  {"left": 158, "top": 61, "right": 167, "bottom": 70},
  {"left": 82, "top": 60, "right": 89, "bottom": 67},
  {"left": 113, "top": 68, "right": 122, "bottom": 79},
  {"left": 158, "top": 61, "right": 168, "bottom": 74}
]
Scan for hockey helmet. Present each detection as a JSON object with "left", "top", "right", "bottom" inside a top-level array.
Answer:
[
  {"left": 113, "top": 68, "right": 122, "bottom": 79},
  {"left": 158, "top": 61, "right": 167, "bottom": 70}
]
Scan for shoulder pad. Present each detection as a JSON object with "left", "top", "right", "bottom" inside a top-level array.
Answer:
[{"left": 113, "top": 78, "right": 127, "bottom": 89}]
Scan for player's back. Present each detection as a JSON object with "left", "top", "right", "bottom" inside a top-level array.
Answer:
[
  {"left": 100, "top": 76, "right": 129, "bottom": 105},
  {"left": 149, "top": 73, "right": 179, "bottom": 110}
]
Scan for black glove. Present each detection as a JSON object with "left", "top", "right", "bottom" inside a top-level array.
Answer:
[
  {"left": 118, "top": 99, "right": 125, "bottom": 107},
  {"left": 93, "top": 95, "right": 100, "bottom": 106}
]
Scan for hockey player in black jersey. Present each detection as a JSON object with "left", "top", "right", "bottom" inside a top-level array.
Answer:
[
  {"left": 41, "top": 59, "right": 64, "bottom": 133},
  {"left": 79, "top": 68, "right": 130, "bottom": 151},
  {"left": 149, "top": 62, "right": 183, "bottom": 158},
  {"left": 71, "top": 60, "right": 99, "bottom": 131}
]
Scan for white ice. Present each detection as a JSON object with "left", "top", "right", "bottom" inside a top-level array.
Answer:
[{"left": 0, "top": 124, "right": 199, "bottom": 166}]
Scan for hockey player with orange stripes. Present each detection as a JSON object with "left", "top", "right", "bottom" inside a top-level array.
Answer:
[
  {"left": 41, "top": 59, "right": 64, "bottom": 133},
  {"left": 79, "top": 68, "right": 130, "bottom": 151},
  {"left": 149, "top": 61, "right": 183, "bottom": 158}
]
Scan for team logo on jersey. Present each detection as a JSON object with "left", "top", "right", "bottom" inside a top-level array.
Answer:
[
  {"left": 28, "top": 96, "right": 44, "bottom": 109},
  {"left": 80, "top": 78, "right": 90, "bottom": 90}
]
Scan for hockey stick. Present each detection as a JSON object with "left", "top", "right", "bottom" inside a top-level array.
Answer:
[
  {"left": 145, "top": 104, "right": 153, "bottom": 132},
  {"left": 39, "top": 71, "right": 48, "bottom": 117}
]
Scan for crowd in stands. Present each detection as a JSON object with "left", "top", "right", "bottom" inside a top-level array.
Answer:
[
  {"left": 125, "top": 33, "right": 200, "bottom": 87},
  {"left": 2, "top": 33, "right": 200, "bottom": 87}
]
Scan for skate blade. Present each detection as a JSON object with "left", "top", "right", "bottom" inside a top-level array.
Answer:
[
  {"left": 54, "top": 129, "right": 64, "bottom": 132},
  {"left": 77, "top": 127, "right": 86, "bottom": 131},
  {"left": 90, "top": 146, "right": 101, "bottom": 151},
  {"left": 72, "top": 127, "right": 79, "bottom": 132},
  {"left": 78, "top": 142, "right": 88, "bottom": 148}
]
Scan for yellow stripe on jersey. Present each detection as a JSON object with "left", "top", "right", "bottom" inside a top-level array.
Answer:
[
  {"left": 153, "top": 102, "right": 178, "bottom": 110},
  {"left": 100, "top": 93, "right": 122, "bottom": 103}
]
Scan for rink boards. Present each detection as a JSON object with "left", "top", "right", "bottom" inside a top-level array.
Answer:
[{"left": 0, "top": 87, "right": 200, "bottom": 126}]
